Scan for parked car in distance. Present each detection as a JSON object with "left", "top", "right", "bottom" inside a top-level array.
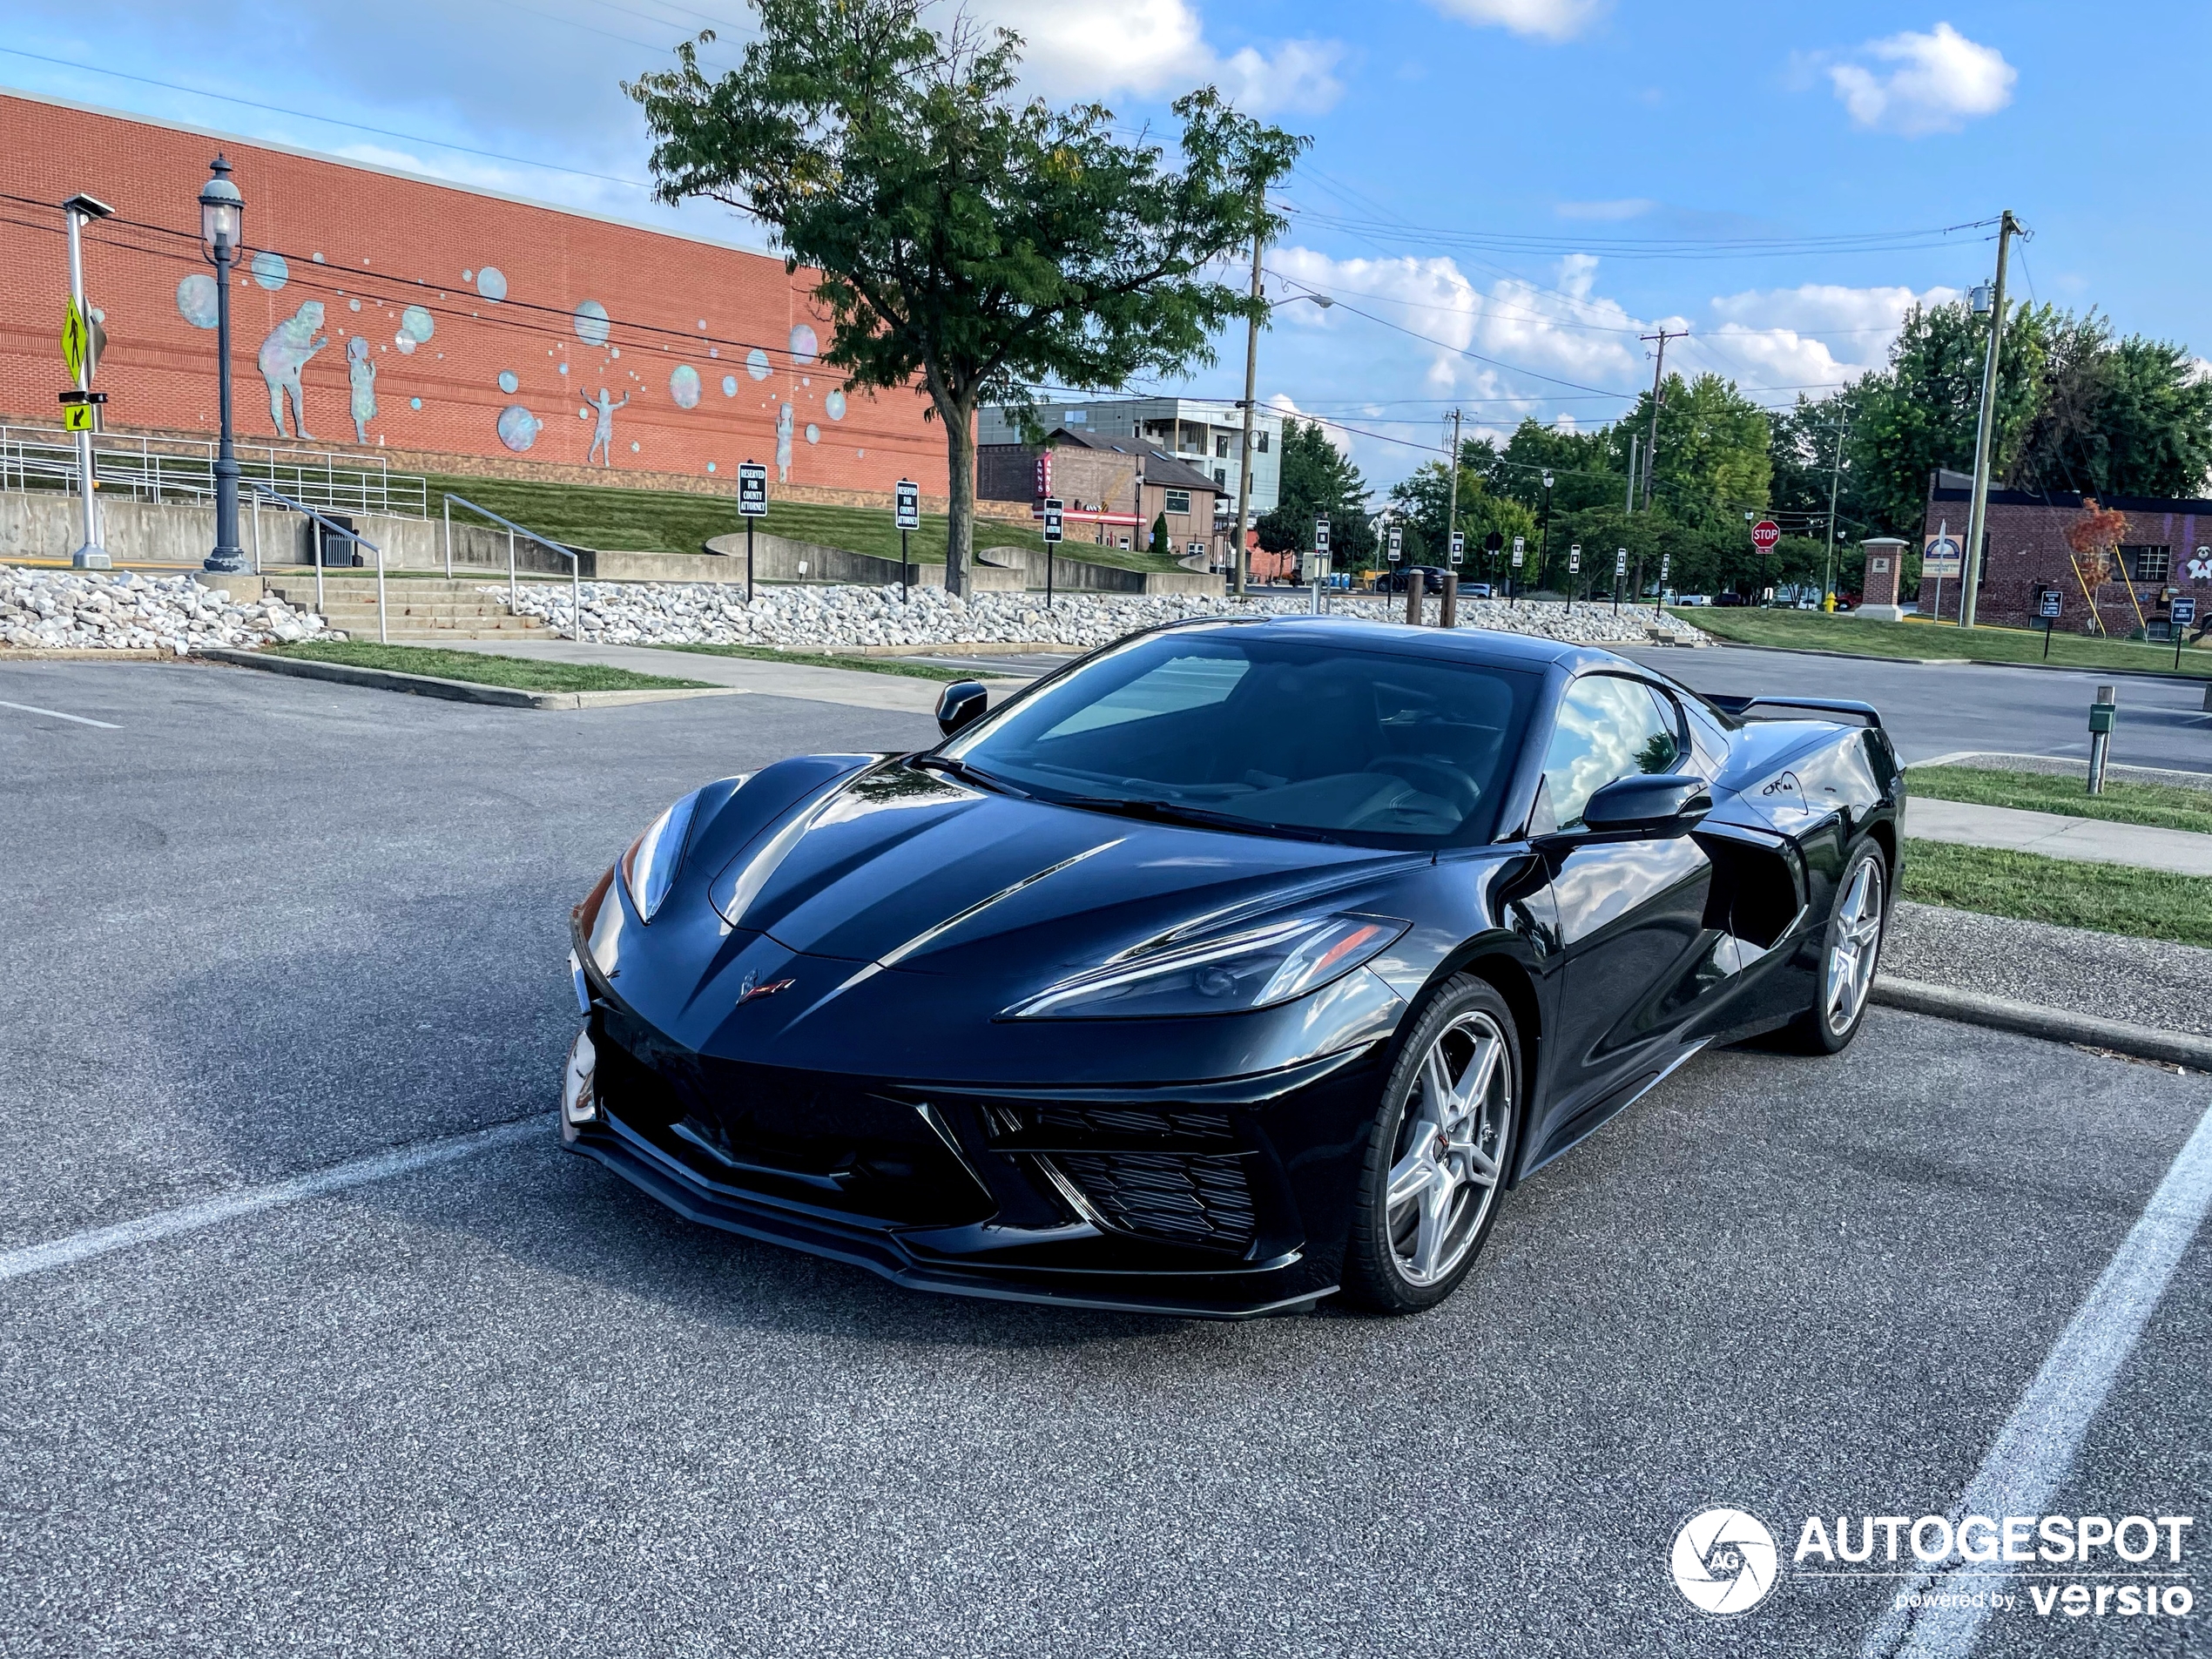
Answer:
[
  {"left": 1375, "top": 564, "right": 1449, "bottom": 594},
  {"left": 1714, "top": 592, "right": 1750, "bottom": 607},
  {"left": 1465, "top": 583, "right": 1494, "bottom": 599},
  {"left": 1673, "top": 594, "right": 1711, "bottom": 607}
]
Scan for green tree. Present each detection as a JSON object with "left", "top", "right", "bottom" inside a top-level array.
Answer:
[
  {"left": 626, "top": 0, "right": 1305, "bottom": 593},
  {"left": 1386, "top": 457, "right": 1538, "bottom": 577},
  {"left": 1625, "top": 373, "right": 1773, "bottom": 526},
  {"left": 1256, "top": 419, "right": 1376, "bottom": 565},
  {"left": 2007, "top": 318, "right": 2212, "bottom": 499},
  {"left": 1150, "top": 512, "right": 1170, "bottom": 557}
]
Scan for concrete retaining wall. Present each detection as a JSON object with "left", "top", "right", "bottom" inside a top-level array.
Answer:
[{"left": 3, "top": 490, "right": 1222, "bottom": 596}]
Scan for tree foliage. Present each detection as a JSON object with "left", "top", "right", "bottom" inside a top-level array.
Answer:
[
  {"left": 1257, "top": 418, "right": 1377, "bottom": 563},
  {"left": 625, "top": 0, "right": 1305, "bottom": 592}
]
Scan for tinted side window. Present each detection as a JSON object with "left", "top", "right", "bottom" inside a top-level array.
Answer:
[{"left": 1541, "top": 676, "right": 1684, "bottom": 829}]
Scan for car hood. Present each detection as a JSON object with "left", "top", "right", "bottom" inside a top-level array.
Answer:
[{"left": 698, "top": 759, "right": 1427, "bottom": 976}]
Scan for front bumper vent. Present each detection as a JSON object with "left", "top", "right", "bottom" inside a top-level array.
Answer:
[{"left": 1006, "top": 1104, "right": 1258, "bottom": 1254}]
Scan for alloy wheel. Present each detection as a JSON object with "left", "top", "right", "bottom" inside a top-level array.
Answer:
[
  {"left": 1824, "top": 857, "right": 1885, "bottom": 1036},
  {"left": 1386, "top": 1009, "right": 1512, "bottom": 1287}
]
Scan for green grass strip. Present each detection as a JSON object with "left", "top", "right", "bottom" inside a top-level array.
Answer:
[
  {"left": 266, "top": 640, "right": 713, "bottom": 692},
  {"left": 651, "top": 643, "right": 986, "bottom": 681},
  {"left": 1673, "top": 606, "right": 2212, "bottom": 678},
  {"left": 423, "top": 473, "right": 1186, "bottom": 573},
  {"left": 1908, "top": 765, "right": 2212, "bottom": 835},
  {"left": 1900, "top": 838, "right": 2212, "bottom": 948}
]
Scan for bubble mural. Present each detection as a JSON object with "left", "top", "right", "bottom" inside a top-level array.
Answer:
[
  {"left": 805, "top": 423, "right": 819, "bottom": 445},
  {"left": 401, "top": 306, "right": 435, "bottom": 343},
  {"left": 574, "top": 300, "right": 610, "bottom": 347},
  {"left": 175, "top": 273, "right": 219, "bottom": 329},
  {"left": 258, "top": 301, "right": 329, "bottom": 440},
  {"left": 251, "top": 251, "right": 288, "bottom": 291},
  {"left": 498, "top": 370, "right": 519, "bottom": 394},
  {"left": 497, "top": 405, "right": 543, "bottom": 452},
  {"left": 476, "top": 266, "right": 508, "bottom": 303},
  {"left": 721, "top": 374, "right": 738, "bottom": 397},
  {"left": 825, "top": 388, "right": 846, "bottom": 421},
  {"left": 669, "top": 365, "right": 701, "bottom": 408},
  {"left": 788, "top": 324, "right": 819, "bottom": 366},
  {"left": 775, "top": 401, "right": 794, "bottom": 482},
  {"left": 745, "top": 347, "right": 771, "bottom": 381}
]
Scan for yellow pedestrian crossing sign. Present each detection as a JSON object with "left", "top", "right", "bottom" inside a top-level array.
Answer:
[
  {"left": 63, "top": 401, "right": 93, "bottom": 432},
  {"left": 63, "top": 299, "right": 88, "bottom": 384}
]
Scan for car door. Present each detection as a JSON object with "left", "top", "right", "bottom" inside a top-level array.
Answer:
[{"left": 1525, "top": 673, "right": 1717, "bottom": 1164}]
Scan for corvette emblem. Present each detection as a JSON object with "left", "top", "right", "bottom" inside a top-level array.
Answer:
[{"left": 737, "top": 973, "right": 795, "bottom": 1005}]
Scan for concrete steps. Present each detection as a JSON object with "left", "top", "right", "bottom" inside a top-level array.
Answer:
[{"left": 265, "top": 577, "right": 559, "bottom": 641}]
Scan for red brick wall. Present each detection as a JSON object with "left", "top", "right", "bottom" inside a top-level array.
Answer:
[
  {"left": 1923, "top": 488, "right": 2209, "bottom": 631},
  {"left": 0, "top": 93, "right": 949, "bottom": 497}
]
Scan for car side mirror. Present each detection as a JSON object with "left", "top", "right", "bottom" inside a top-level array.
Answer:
[
  {"left": 1581, "top": 773, "right": 1711, "bottom": 836},
  {"left": 935, "top": 679, "right": 988, "bottom": 737}
]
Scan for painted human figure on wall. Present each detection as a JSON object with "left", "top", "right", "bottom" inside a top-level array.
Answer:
[
  {"left": 346, "top": 335, "right": 376, "bottom": 445},
  {"left": 259, "top": 300, "right": 328, "bottom": 440},
  {"left": 776, "top": 401, "right": 795, "bottom": 482},
  {"left": 582, "top": 386, "right": 630, "bottom": 467}
]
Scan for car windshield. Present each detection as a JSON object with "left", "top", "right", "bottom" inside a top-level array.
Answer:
[{"left": 940, "top": 626, "right": 1538, "bottom": 847}]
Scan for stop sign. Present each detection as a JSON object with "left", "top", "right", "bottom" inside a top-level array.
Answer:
[{"left": 1751, "top": 519, "right": 1781, "bottom": 552}]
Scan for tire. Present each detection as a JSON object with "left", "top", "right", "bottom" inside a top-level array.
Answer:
[
  {"left": 1785, "top": 837, "right": 1889, "bottom": 1055},
  {"left": 1341, "top": 975, "right": 1521, "bottom": 1314}
]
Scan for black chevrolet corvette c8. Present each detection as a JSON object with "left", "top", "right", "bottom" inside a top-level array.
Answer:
[{"left": 563, "top": 616, "right": 1903, "bottom": 1318}]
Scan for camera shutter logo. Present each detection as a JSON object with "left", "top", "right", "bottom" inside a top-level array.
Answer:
[{"left": 1670, "top": 1508, "right": 1779, "bottom": 1615}]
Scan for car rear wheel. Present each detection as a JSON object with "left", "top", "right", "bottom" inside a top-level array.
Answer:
[
  {"left": 1786, "top": 839, "right": 1887, "bottom": 1055},
  {"left": 1342, "top": 975, "right": 1521, "bottom": 1314}
]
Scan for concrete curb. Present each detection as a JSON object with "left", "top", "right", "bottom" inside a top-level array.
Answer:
[
  {"left": 2, "top": 647, "right": 189, "bottom": 661},
  {"left": 1669, "top": 624, "right": 2208, "bottom": 685},
  {"left": 1872, "top": 975, "right": 2212, "bottom": 1069},
  {"left": 199, "top": 648, "right": 743, "bottom": 711}
]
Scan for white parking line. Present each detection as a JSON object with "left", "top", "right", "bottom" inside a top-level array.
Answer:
[
  {"left": 0, "top": 698, "right": 121, "bottom": 729},
  {"left": 1859, "top": 1097, "right": 2212, "bottom": 1658},
  {"left": 0, "top": 1116, "right": 544, "bottom": 1285}
]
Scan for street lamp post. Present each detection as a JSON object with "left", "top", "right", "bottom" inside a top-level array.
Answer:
[
  {"left": 199, "top": 157, "right": 246, "bottom": 575},
  {"left": 1230, "top": 287, "right": 1332, "bottom": 598}
]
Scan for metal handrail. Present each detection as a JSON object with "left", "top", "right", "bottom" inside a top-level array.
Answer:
[
  {"left": 0, "top": 422, "right": 427, "bottom": 519},
  {"left": 442, "top": 494, "right": 581, "bottom": 635},
  {"left": 244, "top": 480, "right": 388, "bottom": 644}
]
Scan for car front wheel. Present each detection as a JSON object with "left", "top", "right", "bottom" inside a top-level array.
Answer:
[{"left": 1342, "top": 975, "right": 1521, "bottom": 1314}]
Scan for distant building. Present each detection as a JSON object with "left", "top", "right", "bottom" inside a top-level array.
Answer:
[
  {"left": 1921, "top": 469, "right": 2212, "bottom": 636},
  {"left": 979, "top": 396, "right": 1280, "bottom": 520},
  {"left": 977, "top": 428, "right": 1224, "bottom": 563}
]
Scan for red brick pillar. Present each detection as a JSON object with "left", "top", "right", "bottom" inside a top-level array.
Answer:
[{"left": 1858, "top": 536, "right": 1905, "bottom": 621}]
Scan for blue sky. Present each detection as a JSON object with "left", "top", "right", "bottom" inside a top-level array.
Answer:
[{"left": 4, "top": 0, "right": 2203, "bottom": 487}]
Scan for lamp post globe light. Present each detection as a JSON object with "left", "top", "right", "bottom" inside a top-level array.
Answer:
[{"left": 199, "top": 156, "right": 246, "bottom": 575}]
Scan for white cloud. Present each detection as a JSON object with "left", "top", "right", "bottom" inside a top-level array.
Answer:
[
  {"left": 1421, "top": 0, "right": 1605, "bottom": 43},
  {"left": 1703, "top": 282, "right": 1960, "bottom": 387},
  {"left": 979, "top": 0, "right": 1345, "bottom": 114},
  {"left": 1825, "top": 23, "right": 2015, "bottom": 137}
]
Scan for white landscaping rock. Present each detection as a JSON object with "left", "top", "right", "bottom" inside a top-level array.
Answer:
[
  {"left": 496, "top": 580, "right": 1704, "bottom": 654},
  {"left": 0, "top": 564, "right": 331, "bottom": 653}
]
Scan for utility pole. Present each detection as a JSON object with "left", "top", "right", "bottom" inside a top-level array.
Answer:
[
  {"left": 1822, "top": 416, "right": 1851, "bottom": 605},
  {"left": 1443, "top": 408, "right": 1463, "bottom": 574},
  {"left": 1639, "top": 329, "right": 1686, "bottom": 509},
  {"left": 1231, "top": 195, "right": 1264, "bottom": 600},
  {"left": 1624, "top": 434, "right": 1638, "bottom": 513},
  {"left": 1959, "top": 210, "right": 2024, "bottom": 630}
]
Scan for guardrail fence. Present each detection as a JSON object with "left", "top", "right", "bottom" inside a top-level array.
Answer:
[
  {"left": 0, "top": 422, "right": 428, "bottom": 521},
  {"left": 443, "top": 494, "right": 580, "bottom": 634}
]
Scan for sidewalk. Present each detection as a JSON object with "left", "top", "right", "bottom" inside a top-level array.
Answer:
[
  {"left": 441, "top": 638, "right": 1024, "bottom": 716},
  {"left": 1904, "top": 796, "right": 2212, "bottom": 877}
]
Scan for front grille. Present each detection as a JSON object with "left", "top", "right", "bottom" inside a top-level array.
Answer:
[{"left": 1006, "top": 1103, "right": 1257, "bottom": 1254}]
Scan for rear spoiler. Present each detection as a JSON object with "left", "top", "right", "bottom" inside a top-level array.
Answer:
[{"left": 1707, "top": 694, "right": 1882, "bottom": 729}]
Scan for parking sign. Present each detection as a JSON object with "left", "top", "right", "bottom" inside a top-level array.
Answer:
[
  {"left": 1042, "top": 497, "right": 1063, "bottom": 543},
  {"left": 737, "top": 461, "right": 768, "bottom": 517},
  {"left": 1568, "top": 544, "right": 1581, "bottom": 574},
  {"left": 894, "top": 479, "right": 920, "bottom": 530},
  {"left": 1315, "top": 515, "right": 1331, "bottom": 554},
  {"left": 2175, "top": 597, "right": 2199, "bottom": 627},
  {"left": 1388, "top": 527, "right": 1402, "bottom": 563},
  {"left": 1449, "top": 530, "right": 1464, "bottom": 565},
  {"left": 1511, "top": 536, "right": 1525, "bottom": 569}
]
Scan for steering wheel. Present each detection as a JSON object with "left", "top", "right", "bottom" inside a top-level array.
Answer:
[{"left": 1372, "top": 756, "right": 1480, "bottom": 817}]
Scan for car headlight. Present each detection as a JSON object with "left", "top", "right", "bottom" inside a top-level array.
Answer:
[
  {"left": 1006, "top": 914, "right": 1408, "bottom": 1021},
  {"left": 620, "top": 790, "right": 700, "bottom": 923}
]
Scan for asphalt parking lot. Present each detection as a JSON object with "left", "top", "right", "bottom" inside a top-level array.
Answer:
[{"left": 3, "top": 660, "right": 2206, "bottom": 1657}]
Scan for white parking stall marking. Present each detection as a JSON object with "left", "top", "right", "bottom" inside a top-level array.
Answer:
[
  {"left": 0, "top": 698, "right": 122, "bottom": 729},
  {"left": 1860, "top": 1097, "right": 2212, "bottom": 1659},
  {"left": 0, "top": 1116, "right": 544, "bottom": 1285}
]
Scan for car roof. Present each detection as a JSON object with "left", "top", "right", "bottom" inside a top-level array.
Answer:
[{"left": 1154, "top": 613, "right": 1629, "bottom": 675}]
